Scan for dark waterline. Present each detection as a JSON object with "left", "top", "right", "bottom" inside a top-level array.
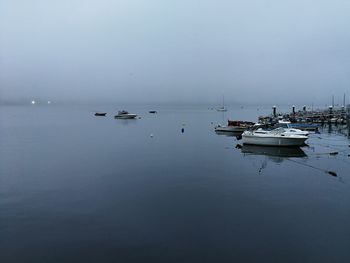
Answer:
[{"left": 1, "top": 104, "right": 350, "bottom": 262}]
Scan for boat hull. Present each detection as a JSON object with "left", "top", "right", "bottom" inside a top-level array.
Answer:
[
  {"left": 242, "top": 134, "right": 307, "bottom": 146},
  {"left": 114, "top": 114, "right": 137, "bottom": 119},
  {"left": 215, "top": 126, "right": 246, "bottom": 132},
  {"left": 289, "top": 123, "right": 320, "bottom": 131},
  {"left": 95, "top": 113, "right": 107, "bottom": 116}
]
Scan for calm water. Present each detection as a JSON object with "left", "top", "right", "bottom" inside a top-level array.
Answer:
[{"left": 1, "top": 104, "right": 350, "bottom": 262}]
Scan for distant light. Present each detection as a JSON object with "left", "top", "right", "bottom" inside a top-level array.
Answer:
[
  {"left": 31, "top": 100, "right": 36, "bottom": 104},
  {"left": 47, "top": 101, "right": 51, "bottom": 104}
]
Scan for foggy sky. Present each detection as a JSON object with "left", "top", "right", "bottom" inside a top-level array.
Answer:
[{"left": 1, "top": 0, "right": 350, "bottom": 105}]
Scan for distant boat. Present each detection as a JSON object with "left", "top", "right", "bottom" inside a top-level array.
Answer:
[
  {"left": 149, "top": 110, "right": 157, "bottom": 114},
  {"left": 95, "top": 112, "right": 107, "bottom": 116},
  {"left": 242, "top": 128, "right": 308, "bottom": 146},
  {"left": 215, "top": 120, "right": 254, "bottom": 133},
  {"left": 216, "top": 95, "right": 227, "bottom": 112},
  {"left": 114, "top": 110, "right": 137, "bottom": 119}
]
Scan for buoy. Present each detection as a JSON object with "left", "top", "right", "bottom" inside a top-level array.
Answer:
[
  {"left": 150, "top": 133, "right": 154, "bottom": 138},
  {"left": 181, "top": 128, "right": 184, "bottom": 133}
]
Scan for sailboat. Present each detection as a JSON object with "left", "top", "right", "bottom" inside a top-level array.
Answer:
[{"left": 216, "top": 95, "right": 227, "bottom": 112}]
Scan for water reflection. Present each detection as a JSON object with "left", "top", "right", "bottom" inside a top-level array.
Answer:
[{"left": 241, "top": 145, "right": 307, "bottom": 158}]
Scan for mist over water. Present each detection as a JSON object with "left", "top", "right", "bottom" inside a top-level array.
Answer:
[{"left": 1, "top": 0, "right": 350, "bottom": 105}]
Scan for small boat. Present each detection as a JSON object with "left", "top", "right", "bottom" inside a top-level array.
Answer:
[
  {"left": 216, "top": 95, "right": 227, "bottom": 112},
  {"left": 242, "top": 128, "right": 308, "bottom": 146},
  {"left": 288, "top": 123, "right": 320, "bottom": 131},
  {"left": 215, "top": 130, "right": 243, "bottom": 138},
  {"left": 149, "top": 110, "right": 157, "bottom": 114},
  {"left": 276, "top": 120, "right": 309, "bottom": 136},
  {"left": 215, "top": 120, "right": 254, "bottom": 133},
  {"left": 216, "top": 106, "right": 227, "bottom": 112},
  {"left": 114, "top": 110, "right": 137, "bottom": 119},
  {"left": 95, "top": 112, "right": 107, "bottom": 116}
]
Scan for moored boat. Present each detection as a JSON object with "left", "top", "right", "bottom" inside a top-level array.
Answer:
[
  {"left": 276, "top": 120, "right": 309, "bottom": 136},
  {"left": 216, "top": 95, "right": 228, "bottom": 112},
  {"left": 215, "top": 120, "right": 254, "bottom": 133},
  {"left": 95, "top": 112, "right": 107, "bottom": 116},
  {"left": 288, "top": 123, "right": 320, "bottom": 131},
  {"left": 114, "top": 110, "right": 137, "bottom": 119},
  {"left": 242, "top": 128, "right": 308, "bottom": 146}
]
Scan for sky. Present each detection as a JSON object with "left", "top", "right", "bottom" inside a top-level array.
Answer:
[{"left": 0, "top": 0, "right": 350, "bottom": 105}]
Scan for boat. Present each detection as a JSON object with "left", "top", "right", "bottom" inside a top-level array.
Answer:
[
  {"left": 288, "top": 123, "right": 320, "bottom": 131},
  {"left": 94, "top": 112, "right": 107, "bottom": 116},
  {"left": 215, "top": 120, "right": 255, "bottom": 133},
  {"left": 215, "top": 130, "right": 243, "bottom": 138},
  {"left": 114, "top": 110, "right": 137, "bottom": 119},
  {"left": 242, "top": 128, "right": 308, "bottom": 146},
  {"left": 276, "top": 120, "right": 309, "bottom": 136},
  {"left": 149, "top": 110, "right": 157, "bottom": 114},
  {"left": 216, "top": 95, "right": 227, "bottom": 112}
]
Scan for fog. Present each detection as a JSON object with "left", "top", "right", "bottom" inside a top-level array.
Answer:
[{"left": 1, "top": 0, "right": 349, "bottom": 105}]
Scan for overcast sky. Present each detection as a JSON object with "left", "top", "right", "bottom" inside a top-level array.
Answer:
[{"left": 1, "top": 0, "right": 349, "bottom": 105}]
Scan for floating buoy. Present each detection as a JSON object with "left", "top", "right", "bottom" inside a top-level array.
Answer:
[{"left": 150, "top": 133, "right": 154, "bottom": 138}]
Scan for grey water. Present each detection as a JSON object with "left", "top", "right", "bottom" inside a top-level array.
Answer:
[{"left": 1, "top": 104, "right": 350, "bottom": 263}]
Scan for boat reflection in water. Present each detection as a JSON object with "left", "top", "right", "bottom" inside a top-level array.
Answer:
[{"left": 241, "top": 145, "right": 307, "bottom": 159}]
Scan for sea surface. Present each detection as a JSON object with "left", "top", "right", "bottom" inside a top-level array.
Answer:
[{"left": 1, "top": 104, "right": 350, "bottom": 263}]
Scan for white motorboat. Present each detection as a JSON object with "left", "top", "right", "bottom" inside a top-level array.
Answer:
[
  {"left": 114, "top": 110, "right": 137, "bottom": 119},
  {"left": 242, "top": 128, "right": 308, "bottom": 146}
]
